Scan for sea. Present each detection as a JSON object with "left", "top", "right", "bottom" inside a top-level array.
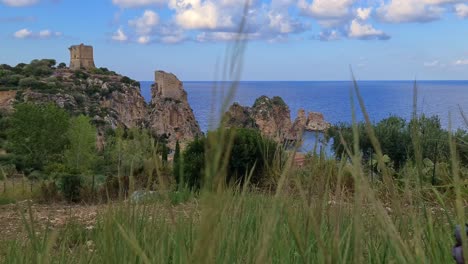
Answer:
[{"left": 140, "top": 81, "right": 468, "bottom": 152}]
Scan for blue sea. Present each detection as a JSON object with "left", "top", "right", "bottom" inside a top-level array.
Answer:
[{"left": 141, "top": 81, "right": 468, "bottom": 152}]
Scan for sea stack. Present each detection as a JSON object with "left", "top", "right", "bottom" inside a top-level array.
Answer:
[{"left": 147, "top": 71, "right": 202, "bottom": 149}]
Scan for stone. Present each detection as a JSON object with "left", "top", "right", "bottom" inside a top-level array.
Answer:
[
  {"left": 305, "top": 112, "right": 331, "bottom": 131},
  {"left": 224, "top": 96, "right": 298, "bottom": 143},
  {"left": 69, "top": 43, "right": 95, "bottom": 70},
  {"left": 224, "top": 97, "right": 330, "bottom": 143},
  {"left": 147, "top": 71, "right": 202, "bottom": 149},
  {"left": 0, "top": 91, "right": 17, "bottom": 112},
  {"left": 224, "top": 102, "right": 257, "bottom": 129}
]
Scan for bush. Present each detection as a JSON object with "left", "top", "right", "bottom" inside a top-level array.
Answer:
[
  {"left": 326, "top": 114, "right": 458, "bottom": 174},
  {"left": 74, "top": 70, "right": 89, "bottom": 80},
  {"left": 228, "top": 128, "right": 278, "bottom": 185},
  {"left": 59, "top": 174, "right": 82, "bottom": 203},
  {"left": 57, "top": 62, "right": 67, "bottom": 69},
  {"left": 181, "top": 128, "right": 280, "bottom": 190},
  {"left": 182, "top": 137, "right": 205, "bottom": 190},
  {"left": 22, "top": 59, "right": 54, "bottom": 77}
]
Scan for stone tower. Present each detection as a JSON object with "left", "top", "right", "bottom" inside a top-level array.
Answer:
[{"left": 69, "top": 43, "right": 95, "bottom": 70}]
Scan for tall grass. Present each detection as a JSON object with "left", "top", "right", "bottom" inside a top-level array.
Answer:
[{"left": 3, "top": 3, "right": 467, "bottom": 264}]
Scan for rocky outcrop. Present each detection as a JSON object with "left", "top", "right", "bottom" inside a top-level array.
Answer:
[
  {"left": 16, "top": 73, "right": 147, "bottom": 131},
  {"left": 292, "top": 110, "right": 331, "bottom": 135},
  {"left": 0, "top": 58, "right": 202, "bottom": 150},
  {"left": 291, "top": 109, "right": 307, "bottom": 136},
  {"left": 305, "top": 112, "right": 331, "bottom": 131},
  {"left": 0, "top": 91, "right": 17, "bottom": 112},
  {"left": 225, "top": 98, "right": 330, "bottom": 143},
  {"left": 224, "top": 102, "right": 257, "bottom": 129},
  {"left": 224, "top": 96, "right": 298, "bottom": 142},
  {"left": 147, "top": 71, "right": 202, "bottom": 149}
]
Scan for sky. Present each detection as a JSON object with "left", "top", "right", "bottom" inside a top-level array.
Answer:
[{"left": 1, "top": 0, "right": 468, "bottom": 81}]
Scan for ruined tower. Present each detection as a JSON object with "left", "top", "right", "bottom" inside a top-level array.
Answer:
[{"left": 69, "top": 43, "right": 95, "bottom": 70}]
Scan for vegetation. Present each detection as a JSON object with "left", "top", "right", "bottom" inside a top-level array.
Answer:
[
  {"left": 6, "top": 103, "right": 70, "bottom": 172},
  {"left": 0, "top": 59, "right": 466, "bottom": 263}
]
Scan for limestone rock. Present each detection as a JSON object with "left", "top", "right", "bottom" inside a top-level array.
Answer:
[
  {"left": 224, "top": 96, "right": 298, "bottom": 143},
  {"left": 251, "top": 96, "right": 296, "bottom": 142},
  {"left": 305, "top": 112, "right": 331, "bottom": 131},
  {"left": 0, "top": 91, "right": 17, "bottom": 112},
  {"left": 147, "top": 71, "right": 202, "bottom": 149},
  {"left": 224, "top": 102, "right": 257, "bottom": 129},
  {"left": 291, "top": 108, "right": 307, "bottom": 136}
]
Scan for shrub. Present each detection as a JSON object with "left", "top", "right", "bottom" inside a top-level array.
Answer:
[
  {"left": 22, "top": 59, "right": 54, "bottom": 77},
  {"left": 182, "top": 137, "right": 205, "bottom": 190},
  {"left": 59, "top": 174, "right": 82, "bottom": 203},
  {"left": 181, "top": 128, "right": 280, "bottom": 189},
  {"left": 228, "top": 128, "right": 278, "bottom": 185},
  {"left": 18, "top": 76, "right": 39, "bottom": 88},
  {"left": 74, "top": 70, "right": 89, "bottom": 80},
  {"left": 57, "top": 62, "right": 67, "bottom": 69}
]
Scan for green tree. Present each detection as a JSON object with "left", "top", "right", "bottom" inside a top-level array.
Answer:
[
  {"left": 7, "top": 103, "right": 70, "bottom": 171},
  {"left": 64, "top": 115, "right": 97, "bottom": 174}
]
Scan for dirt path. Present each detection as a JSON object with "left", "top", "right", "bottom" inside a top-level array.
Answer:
[{"left": 0, "top": 202, "right": 101, "bottom": 243}]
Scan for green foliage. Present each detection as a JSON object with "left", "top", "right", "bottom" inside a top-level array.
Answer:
[
  {"left": 173, "top": 140, "right": 182, "bottom": 184},
  {"left": 64, "top": 115, "right": 97, "bottom": 174},
  {"left": 59, "top": 174, "right": 82, "bottom": 203},
  {"left": 182, "top": 137, "right": 205, "bottom": 190},
  {"left": 327, "top": 115, "right": 457, "bottom": 171},
  {"left": 182, "top": 128, "right": 280, "bottom": 189},
  {"left": 7, "top": 103, "right": 70, "bottom": 171},
  {"left": 22, "top": 59, "right": 55, "bottom": 77},
  {"left": 228, "top": 128, "right": 278, "bottom": 185},
  {"left": 57, "top": 62, "right": 67, "bottom": 69},
  {"left": 74, "top": 70, "right": 89, "bottom": 80}
]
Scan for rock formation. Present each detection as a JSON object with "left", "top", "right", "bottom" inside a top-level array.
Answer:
[
  {"left": 225, "top": 96, "right": 298, "bottom": 142},
  {"left": 225, "top": 98, "right": 330, "bottom": 143},
  {"left": 224, "top": 102, "right": 257, "bottom": 129},
  {"left": 305, "top": 112, "right": 331, "bottom": 131},
  {"left": 147, "top": 71, "right": 202, "bottom": 149},
  {"left": 0, "top": 91, "right": 17, "bottom": 112}
]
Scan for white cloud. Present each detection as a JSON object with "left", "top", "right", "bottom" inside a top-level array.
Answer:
[
  {"left": 455, "top": 59, "right": 468, "bottom": 65},
  {"left": 298, "top": 0, "right": 355, "bottom": 26},
  {"left": 267, "top": 10, "right": 306, "bottom": 34},
  {"left": 348, "top": 19, "right": 390, "bottom": 40},
  {"left": 356, "top": 7, "right": 372, "bottom": 21},
  {"left": 137, "top": 35, "right": 151, "bottom": 44},
  {"left": 13, "top": 28, "right": 61, "bottom": 39},
  {"left": 14, "top": 28, "right": 32, "bottom": 38},
  {"left": 129, "top": 10, "right": 159, "bottom": 35},
  {"left": 424, "top": 60, "right": 439, "bottom": 67},
  {"left": 376, "top": 0, "right": 462, "bottom": 23},
  {"left": 455, "top": 3, "right": 468, "bottom": 18},
  {"left": 112, "top": 27, "right": 128, "bottom": 41},
  {"left": 169, "top": 0, "right": 233, "bottom": 30},
  {"left": 1, "top": 0, "right": 38, "bottom": 7},
  {"left": 112, "top": 0, "right": 167, "bottom": 8}
]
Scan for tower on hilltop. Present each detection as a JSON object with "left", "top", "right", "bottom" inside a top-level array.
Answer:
[{"left": 69, "top": 43, "right": 95, "bottom": 70}]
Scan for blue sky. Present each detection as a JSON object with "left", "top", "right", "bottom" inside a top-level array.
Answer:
[{"left": 1, "top": 0, "right": 468, "bottom": 81}]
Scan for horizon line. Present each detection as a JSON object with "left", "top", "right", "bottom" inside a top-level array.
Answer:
[{"left": 139, "top": 79, "right": 468, "bottom": 82}]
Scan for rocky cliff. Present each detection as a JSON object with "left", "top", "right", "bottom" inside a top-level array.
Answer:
[
  {"left": 147, "top": 71, "right": 202, "bottom": 149},
  {"left": 225, "top": 97, "right": 330, "bottom": 143},
  {"left": 0, "top": 60, "right": 201, "bottom": 149}
]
